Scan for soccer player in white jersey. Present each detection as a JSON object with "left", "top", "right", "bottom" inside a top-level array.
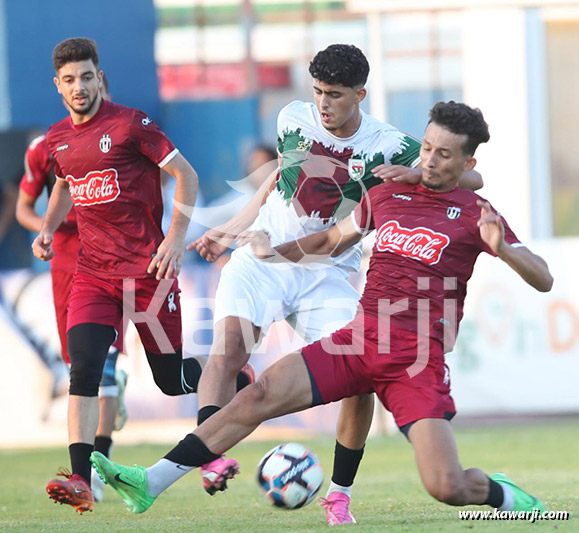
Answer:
[
  {"left": 189, "top": 44, "right": 483, "bottom": 525},
  {"left": 92, "top": 100, "right": 551, "bottom": 522}
]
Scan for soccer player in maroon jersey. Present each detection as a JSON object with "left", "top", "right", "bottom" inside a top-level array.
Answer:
[
  {"left": 16, "top": 76, "right": 129, "bottom": 503},
  {"left": 190, "top": 45, "right": 483, "bottom": 524},
  {"left": 91, "top": 101, "right": 553, "bottom": 518},
  {"left": 31, "top": 37, "right": 204, "bottom": 514}
]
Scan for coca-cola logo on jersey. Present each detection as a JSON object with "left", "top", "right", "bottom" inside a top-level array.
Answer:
[
  {"left": 375, "top": 220, "right": 450, "bottom": 265},
  {"left": 66, "top": 169, "right": 120, "bottom": 206}
]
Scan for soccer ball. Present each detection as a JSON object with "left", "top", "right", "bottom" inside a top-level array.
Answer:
[{"left": 256, "top": 442, "right": 324, "bottom": 509}]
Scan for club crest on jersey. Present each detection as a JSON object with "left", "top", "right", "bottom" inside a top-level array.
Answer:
[
  {"left": 446, "top": 206, "right": 461, "bottom": 220},
  {"left": 66, "top": 168, "right": 121, "bottom": 206},
  {"left": 348, "top": 158, "right": 365, "bottom": 181},
  {"left": 375, "top": 220, "right": 450, "bottom": 265},
  {"left": 99, "top": 134, "right": 112, "bottom": 153}
]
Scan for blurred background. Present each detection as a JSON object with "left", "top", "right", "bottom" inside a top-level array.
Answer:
[{"left": 0, "top": 0, "right": 578, "bottom": 448}]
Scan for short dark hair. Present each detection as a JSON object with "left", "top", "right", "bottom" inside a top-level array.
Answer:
[
  {"left": 53, "top": 37, "right": 99, "bottom": 72},
  {"left": 309, "top": 44, "right": 369, "bottom": 88},
  {"left": 428, "top": 101, "right": 490, "bottom": 156}
]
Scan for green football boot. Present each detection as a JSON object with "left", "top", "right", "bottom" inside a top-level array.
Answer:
[
  {"left": 90, "top": 451, "right": 156, "bottom": 514},
  {"left": 490, "top": 473, "right": 546, "bottom": 513}
]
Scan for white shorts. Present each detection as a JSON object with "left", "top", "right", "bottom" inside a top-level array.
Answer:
[{"left": 214, "top": 247, "right": 360, "bottom": 343}]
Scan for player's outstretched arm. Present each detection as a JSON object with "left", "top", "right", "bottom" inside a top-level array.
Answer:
[
  {"left": 187, "top": 159, "right": 278, "bottom": 262},
  {"left": 190, "top": 228, "right": 236, "bottom": 263},
  {"left": 188, "top": 161, "right": 279, "bottom": 261},
  {"left": 149, "top": 153, "right": 198, "bottom": 280},
  {"left": 371, "top": 164, "right": 422, "bottom": 184},
  {"left": 477, "top": 200, "right": 553, "bottom": 292},
  {"left": 32, "top": 179, "right": 72, "bottom": 261},
  {"left": 371, "top": 164, "right": 483, "bottom": 190},
  {"left": 267, "top": 214, "right": 364, "bottom": 264}
]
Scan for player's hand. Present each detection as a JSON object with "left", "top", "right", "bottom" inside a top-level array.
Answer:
[
  {"left": 237, "top": 230, "right": 274, "bottom": 260},
  {"left": 31, "top": 232, "right": 55, "bottom": 261},
  {"left": 371, "top": 164, "right": 421, "bottom": 184},
  {"left": 477, "top": 200, "right": 505, "bottom": 255},
  {"left": 187, "top": 229, "right": 235, "bottom": 262},
  {"left": 148, "top": 236, "right": 184, "bottom": 280}
]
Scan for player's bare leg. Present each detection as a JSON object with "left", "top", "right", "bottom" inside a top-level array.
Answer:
[
  {"left": 198, "top": 352, "right": 312, "bottom": 450},
  {"left": 195, "top": 316, "right": 260, "bottom": 494},
  {"left": 336, "top": 395, "right": 374, "bottom": 450},
  {"left": 407, "top": 417, "right": 544, "bottom": 512},
  {"left": 321, "top": 394, "right": 374, "bottom": 524},
  {"left": 409, "top": 418, "right": 489, "bottom": 505},
  {"left": 98, "top": 397, "right": 117, "bottom": 436},
  {"left": 90, "top": 352, "right": 313, "bottom": 513},
  {"left": 198, "top": 316, "right": 260, "bottom": 410},
  {"left": 68, "top": 395, "right": 100, "bottom": 445},
  {"left": 46, "top": 323, "right": 116, "bottom": 512}
]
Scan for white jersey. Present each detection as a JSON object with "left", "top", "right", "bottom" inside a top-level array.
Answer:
[{"left": 250, "top": 101, "right": 421, "bottom": 272}]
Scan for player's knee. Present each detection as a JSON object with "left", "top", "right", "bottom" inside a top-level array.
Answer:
[
  {"left": 67, "top": 323, "right": 115, "bottom": 396},
  {"left": 147, "top": 349, "right": 201, "bottom": 396},
  {"left": 228, "top": 379, "right": 268, "bottom": 424},
  {"left": 210, "top": 332, "right": 250, "bottom": 373},
  {"left": 151, "top": 373, "right": 184, "bottom": 396},
  {"left": 69, "top": 351, "right": 102, "bottom": 397},
  {"left": 254, "top": 373, "right": 283, "bottom": 410},
  {"left": 250, "top": 378, "right": 268, "bottom": 403},
  {"left": 425, "top": 472, "right": 465, "bottom": 505}
]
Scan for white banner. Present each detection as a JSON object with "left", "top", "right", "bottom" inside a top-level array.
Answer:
[{"left": 448, "top": 238, "right": 579, "bottom": 415}]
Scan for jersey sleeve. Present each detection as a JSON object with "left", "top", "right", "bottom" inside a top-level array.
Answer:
[
  {"left": 351, "top": 190, "right": 375, "bottom": 235},
  {"left": 479, "top": 201, "right": 524, "bottom": 257},
  {"left": 277, "top": 101, "right": 308, "bottom": 155},
  {"left": 501, "top": 215, "right": 522, "bottom": 246},
  {"left": 19, "top": 137, "right": 52, "bottom": 198},
  {"left": 53, "top": 159, "right": 65, "bottom": 180},
  {"left": 130, "top": 109, "right": 179, "bottom": 167},
  {"left": 385, "top": 133, "right": 421, "bottom": 168},
  {"left": 276, "top": 102, "right": 293, "bottom": 155}
]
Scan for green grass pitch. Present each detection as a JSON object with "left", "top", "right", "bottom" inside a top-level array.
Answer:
[{"left": 1, "top": 421, "right": 577, "bottom": 532}]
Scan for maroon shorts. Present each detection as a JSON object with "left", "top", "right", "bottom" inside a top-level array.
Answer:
[
  {"left": 52, "top": 267, "right": 124, "bottom": 363},
  {"left": 51, "top": 267, "right": 74, "bottom": 364},
  {"left": 301, "top": 325, "right": 456, "bottom": 428},
  {"left": 67, "top": 272, "right": 182, "bottom": 354}
]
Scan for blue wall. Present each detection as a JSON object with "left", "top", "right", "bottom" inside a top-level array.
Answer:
[
  {"left": 162, "top": 98, "right": 260, "bottom": 203},
  {"left": 4, "top": 0, "right": 159, "bottom": 128}
]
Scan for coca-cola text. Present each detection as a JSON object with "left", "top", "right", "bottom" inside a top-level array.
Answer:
[
  {"left": 66, "top": 168, "right": 120, "bottom": 206},
  {"left": 376, "top": 220, "right": 450, "bottom": 265}
]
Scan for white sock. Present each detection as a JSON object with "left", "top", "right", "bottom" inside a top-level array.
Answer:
[
  {"left": 146, "top": 458, "right": 194, "bottom": 497},
  {"left": 498, "top": 483, "right": 515, "bottom": 511},
  {"left": 326, "top": 481, "right": 352, "bottom": 498}
]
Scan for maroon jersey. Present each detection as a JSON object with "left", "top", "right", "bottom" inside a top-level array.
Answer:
[
  {"left": 46, "top": 100, "right": 178, "bottom": 278},
  {"left": 20, "top": 135, "right": 79, "bottom": 272},
  {"left": 352, "top": 182, "right": 522, "bottom": 346}
]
